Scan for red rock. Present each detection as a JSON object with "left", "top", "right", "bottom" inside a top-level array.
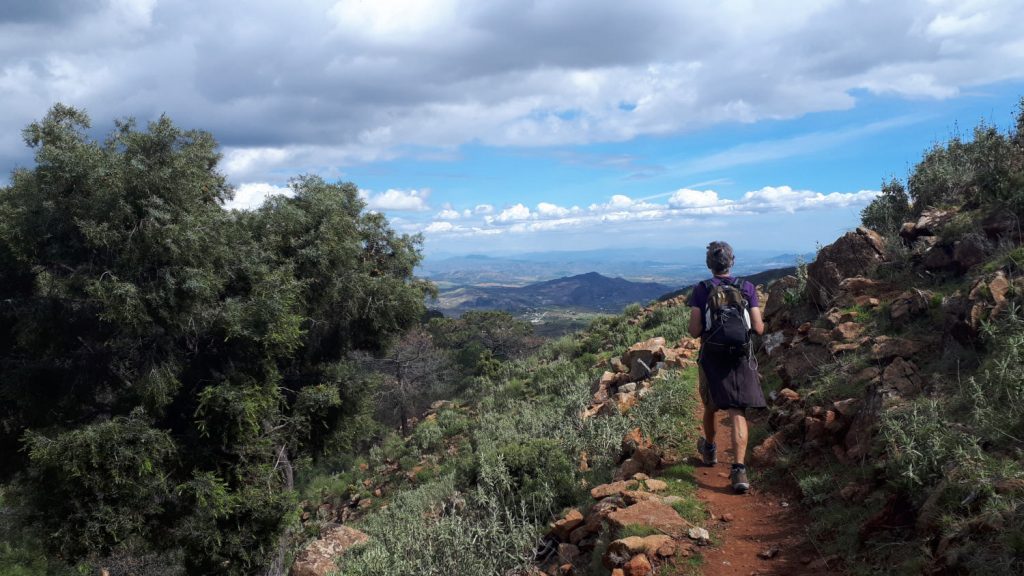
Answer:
[
  {"left": 882, "top": 357, "right": 923, "bottom": 396},
  {"left": 871, "top": 336, "right": 923, "bottom": 360},
  {"left": 953, "top": 236, "right": 988, "bottom": 271},
  {"left": 990, "top": 272, "right": 1010, "bottom": 304},
  {"left": 776, "top": 388, "right": 800, "bottom": 404},
  {"left": 832, "top": 322, "right": 863, "bottom": 341},
  {"left": 621, "top": 490, "right": 659, "bottom": 505},
  {"left": 557, "top": 543, "right": 580, "bottom": 564},
  {"left": 291, "top": 525, "right": 370, "bottom": 576},
  {"left": 804, "top": 228, "right": 886, "bottom": 309},
  {"left": 644, "top": 479, "right": 668, "bottom": 492},
  {"left": 804, "top": 417, "right": 826, "bottom": 442},
  {"left": 721, "top": 513, "right": 734, "bottom": 522},
  {"left": 853, "top": 295, "right": 880, "bottom": 308},
  {"left": 751, "top": 430, "right": 785, "bottom": 467},
  {"left": 591, "top": 481, "right": 636, "bottom": 499},
  {"left": 807, "top": 327, "right": 831, "bottom": 345},
  {"left": 621, "top": 428, "right": 652, "bottom": 458},
  {"left": 551, "top": 509, "right": 585, "bottom": 541},
  {"left": 568, "top": 513, "right": 604, "bottom": 545},
  {"left": 615, "top": 392, "right": 637, "bottom": 414},
  {"left": 607, "top": 500, "right": 690, "bottom": 536},
  {"left": 623, "top": 553, "right": 652, "bottom": 576},
  {"left": 832, "top": 398, "right": 861, "bottom": 417}
]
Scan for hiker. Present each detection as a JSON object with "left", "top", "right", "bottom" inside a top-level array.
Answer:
[{"left": 687, "top": 241, "right": 766, "bottom": 493}]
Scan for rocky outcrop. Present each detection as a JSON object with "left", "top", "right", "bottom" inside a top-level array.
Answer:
[
  {"left": 584, "top": 336, "right": 699, "bottom": 419},
  {"left": 291, "top": 525, "right": 369, "bottom": 576},
  {"left": 805, "top": 227, "right": 887, "bottom": 309}
]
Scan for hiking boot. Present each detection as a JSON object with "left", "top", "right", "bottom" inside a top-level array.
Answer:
[
  {"left": 730, "top": 464, "right": 750, "bottom": 494},
  {"left": 697, "top": 437, "right": 717, "bottom": 466}
]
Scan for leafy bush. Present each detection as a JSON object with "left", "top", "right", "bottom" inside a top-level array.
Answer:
[
  {"left": 0, "top": 105, "right": 429, "bottom": 574},
  {"left": 861, "top": 178, "right": 912, "bottom": 236},
  {"left": 881, "top": 398, "right": 982, "bottom": 492},
  {"left": 907, "top": 113, "right": 1024, "bottom": 215}
]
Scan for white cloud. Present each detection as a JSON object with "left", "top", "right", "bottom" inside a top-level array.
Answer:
[
  {"left": 2, "top": 0, "right": 1023, "bottom": 178},
  {"left": 496, "top": 203, "right": 531, "bottom": 221},
  {"left": 417, "top": 185, "right": 879, "bottom": 238},
  {"left": 668, "top": 188, "right": 720, "bottom": 208},
  {"left": 224, "top": 182, "right": 293, "bottom": 210},
  {"left": 363, "top": 188, "right": 431, "bottom": 211},
  {"left": 474, "top": 204, "right": 495, "bottom": 214},
  {"left": 423, "top": 221, "right": 456, "bottom": 233},
  {"left": 436, "top": 208, "right": 461, "bottom": 219},
  {"left": 536, "top": 202, "right": 571, "bottom": 217}
]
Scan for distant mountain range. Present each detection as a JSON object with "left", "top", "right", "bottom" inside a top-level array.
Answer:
[
  {"left": 433, "top": 272, "right": 674, "bottom": 313},
  {"left": 419, "top": 248, "right": 812, "bottom": 286}
]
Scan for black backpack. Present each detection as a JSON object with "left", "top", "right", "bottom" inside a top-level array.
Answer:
[{"left": 701, "top": 278, "right": 752, "bottom": 358}]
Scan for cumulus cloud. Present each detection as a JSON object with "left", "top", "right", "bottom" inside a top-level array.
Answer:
[
  {"left": 2, "top": 1, "right": 1023, "bottom": 177},
  {"left": 495, "top": 203, "right": 531, "bottom": 222},
  {"left": 667, "top": 188, "right": 720, "bottom": 208},
  {"left": 225, "top": 182, "right": 293, "bottom": 210},
  {"left": 474, "top": 204, "right": 495, "bottom": 214},
  {"left": 363, "top": 188, "right": 430, "bottom": 211},
  {"left": 436, "top": 208, "right": 461, "bottom": 219},
  {"left": 417, "top": 185, "right": 879, "bottom": 238}
]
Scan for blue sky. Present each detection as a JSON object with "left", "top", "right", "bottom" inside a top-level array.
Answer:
[{"left": 2, "top": 1, "right": 1024, "bottom": 256}]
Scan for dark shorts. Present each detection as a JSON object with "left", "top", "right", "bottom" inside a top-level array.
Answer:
[{"left": 698, "top": 352, "right": 767, "bottom": 411}]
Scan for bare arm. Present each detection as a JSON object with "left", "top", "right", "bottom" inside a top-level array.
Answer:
[
  {"left": 688, "top": 306, "right": 703, "bottom": 338},
  {"left": 749, "top": 306, "right": 764, "bottom": 335}
]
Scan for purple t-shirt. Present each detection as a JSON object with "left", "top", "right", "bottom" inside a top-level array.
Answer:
[{"left": 686, "top": 276, "right": 759, "bottom": 310}]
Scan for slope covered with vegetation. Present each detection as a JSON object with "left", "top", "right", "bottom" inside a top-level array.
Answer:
[{"left": 746, "top": 99, "right": 1024, "bottom": 575}]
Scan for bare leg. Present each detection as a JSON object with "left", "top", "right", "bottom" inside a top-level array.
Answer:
[
  {"left": 703, "top": 403, "right": 717, "bottom": 445},
  {"left": 729, "top": 409, "right": 748, "bottom": 465}
]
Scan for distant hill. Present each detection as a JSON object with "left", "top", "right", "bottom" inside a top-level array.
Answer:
[
  {"left": 418, "top": 249, "right": 813, "bottom": 286},
  {"left": 656, "top": 265, "right": 798, "bottom": 302},
  {"left": 434, "top": 272, "right": 674, "bottom": 313}
]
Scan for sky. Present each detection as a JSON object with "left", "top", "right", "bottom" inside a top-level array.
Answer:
[{"left": 2, "top": 0, "right": 1024, "bottom": 256}]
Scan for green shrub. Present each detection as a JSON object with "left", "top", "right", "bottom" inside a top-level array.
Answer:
[
  {"left": 412, "top": 418, "right": 444, "bottom": 452},
  {"left": 880, "top": 398, "right": 982, "bottom": 492},
  {"left": 861, "top": 178, "right": 912, "bottom": 236}
]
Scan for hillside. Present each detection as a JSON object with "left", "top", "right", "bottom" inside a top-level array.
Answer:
[{"left": 435, "top": 272, "right": 674, "bottom": 313}]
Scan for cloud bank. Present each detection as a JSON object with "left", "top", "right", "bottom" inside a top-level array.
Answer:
[{"left": 2, "top": 0, "right": 1024, "bottom": 180}]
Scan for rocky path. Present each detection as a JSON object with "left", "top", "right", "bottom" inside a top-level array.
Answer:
[{"left": 691, "top": 404, "right": 830, "bottom": 576}]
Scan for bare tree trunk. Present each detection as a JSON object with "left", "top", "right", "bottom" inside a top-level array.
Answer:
[{"left": 265, "top": 444, "right": 295, "bottom": 576}]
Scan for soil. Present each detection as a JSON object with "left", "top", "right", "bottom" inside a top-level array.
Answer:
[{"left": 689, "top": 403, "right": 840, "bottom": 575}]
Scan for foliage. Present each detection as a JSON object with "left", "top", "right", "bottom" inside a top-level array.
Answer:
[
  {"left": 906, "top": 109, "right": 1024, "bottom": 216},
  {"left": 428, "top": 311, "right": 536, "bottom": 377},
  {"left": 860, "top": 178, "right": 912, "bottom": 236},
  {"left": 0, "top": 105, "right": 429, "bottom": 574}
]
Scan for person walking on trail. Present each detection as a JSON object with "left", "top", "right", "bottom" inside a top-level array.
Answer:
[{"left": 687, "top": 241, "right": 766, "bottom": 493}]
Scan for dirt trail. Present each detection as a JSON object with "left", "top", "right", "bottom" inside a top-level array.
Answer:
[{"left": 690, "top": 403, "right": 831, "bottom": 576}]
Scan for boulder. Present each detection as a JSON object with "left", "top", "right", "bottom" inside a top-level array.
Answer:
[
  {"left": 591, "top": 480, "right": 637, "bottom": 500},
  {"left": 900, "top": 208, "right": 958, "bottom": 242},
  {"left": 750, "top": 430, "right": 786, "bottom": 467},
  {"left": 620, "top": 428, "right": 652, "bottom": 460},
  {"left": 889, "top": 290, "right": 932, "bottom": 326},
  {"left": 291, "top": 525, "right": 370, "bottom": 576},
  {"left": 805, "top": 228, "right": 887, "bottom": 309},
  {"left": 621, "top": 338, "right": 667, "bottom": 370},
  {"left": 623, "top": 553, "right": 652, "bottom": 576},
  {"left": 923, "top": 244, "right": 954, "bottom": 271},
  {"left": 881, "top": 357, "right": 923, "bottom": 396},
  {"left": 982, "top": 209, "right": 1024, "bottom": 242},
  {"left": 871, "top": 336, "right": 923, "bottom": 361},
  {"left": 551, "top": 509, "right": 585, "bottom": 541},
  {"left": 763, "top": 275, "right": 799, "bottom": 322},
  {"left": 607, "top": 500, "right": 690, "bottom": 535},
  {"left": 832, "top": 322, "right": 864, "bottom": 341},
  {"left": 953, "top": 236, "right": 989, "bottom": 272}
]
